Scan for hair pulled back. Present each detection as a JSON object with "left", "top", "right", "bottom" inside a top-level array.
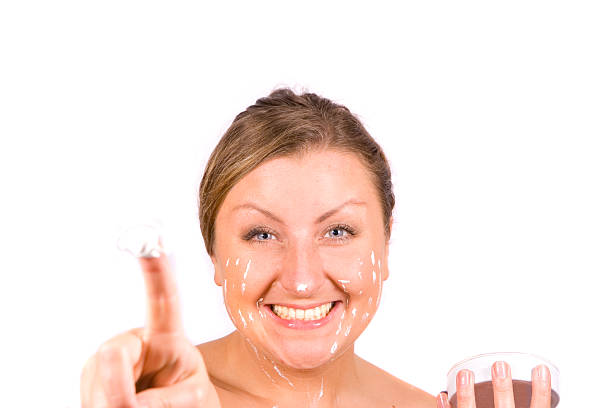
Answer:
[{"left": 198, "top": 88, "right": 394, "bottom": 256}]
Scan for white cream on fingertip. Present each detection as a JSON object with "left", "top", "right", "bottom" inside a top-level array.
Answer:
[{"left": 116, "top": 223, "right": 165, "bottom": 258}]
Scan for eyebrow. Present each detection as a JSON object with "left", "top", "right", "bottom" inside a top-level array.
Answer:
[{"left": 231, "top": 199, "right": 367, "bottom": 225}]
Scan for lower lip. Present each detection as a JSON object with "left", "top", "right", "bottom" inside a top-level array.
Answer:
[{"left": 265, "top": 302, "right": 341, "bottom": 330}]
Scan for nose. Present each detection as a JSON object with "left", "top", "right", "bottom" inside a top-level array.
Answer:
[{"left": 278, "top": 238, "right": 324, "bottom": 297}]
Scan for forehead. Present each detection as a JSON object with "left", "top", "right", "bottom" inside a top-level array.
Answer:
[{"left": 220, "top": 150, "right": 379, "bottom": 218}]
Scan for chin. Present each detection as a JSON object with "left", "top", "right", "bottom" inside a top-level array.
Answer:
[{"left": 267, "top": 337, "right": 341, "bottom": 370}]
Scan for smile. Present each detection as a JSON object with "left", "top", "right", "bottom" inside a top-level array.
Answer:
[{"left": 271, "top": 302, "right": 336, "bottom": 321}]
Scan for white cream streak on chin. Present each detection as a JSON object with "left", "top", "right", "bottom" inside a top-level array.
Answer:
[
  {"left": 319, "top": 377, "right": 324, "bottom": 399},
  {"left": 245, "top": 338, "right": 277, "bottom": 385},
  {"left": 273, "top": 364, "right": 295, "bottom": 388}
]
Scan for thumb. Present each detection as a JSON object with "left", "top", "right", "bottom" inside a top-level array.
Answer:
[{"left": 135, "top": 376, "right": 220, "bottom": 408}]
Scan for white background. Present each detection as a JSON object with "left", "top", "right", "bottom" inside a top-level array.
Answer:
[{"left": 1, "top": 1, "right": 610, "bottom": 407}]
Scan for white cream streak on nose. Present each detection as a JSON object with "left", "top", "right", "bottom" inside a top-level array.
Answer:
[{"left": 296, "top": 283, "right": 308, "bottom": 292}]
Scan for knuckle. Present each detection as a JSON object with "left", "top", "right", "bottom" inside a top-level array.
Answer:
[
  {"left": 97, "top": 342, "right": 123, "bottom": 363},
  {"left": 493, "top": 379, "right": 514, "bottom": 393},
  {"left": 80, "top": 355, "right": 95, "bottom": 381},
  {"left": 193, "top": 385, "right": 207, "bottom": 405}
]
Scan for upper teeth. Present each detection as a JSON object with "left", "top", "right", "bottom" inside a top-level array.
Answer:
[{"left": 272, "top": 302, "right": 334, "bottom": 321}]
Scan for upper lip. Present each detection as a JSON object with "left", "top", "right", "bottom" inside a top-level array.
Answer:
[{"left": 265, "top": 301, "right": 338, "bottom": 309}]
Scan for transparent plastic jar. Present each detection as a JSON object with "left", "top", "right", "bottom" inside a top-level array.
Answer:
[{"left": 446, "top": 352, "right": 560, "bottom": 408}]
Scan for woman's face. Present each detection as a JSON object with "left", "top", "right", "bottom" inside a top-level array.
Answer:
[{"left": 211, "top": 149, "right": 391, "bottom": 369}]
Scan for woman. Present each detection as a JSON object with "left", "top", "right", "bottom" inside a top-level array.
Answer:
[{"left": 80, "top": 89, "right": 552, "bottom": 408}]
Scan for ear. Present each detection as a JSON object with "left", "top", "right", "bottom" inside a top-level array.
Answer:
[
  {"left": 211, "top": 254, "right": 225, "bottom": 287},
  {"left": 382, "top": 216, "right": 393, "bottom": 281}
]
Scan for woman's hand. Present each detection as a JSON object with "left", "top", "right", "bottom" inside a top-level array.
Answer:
[
  {"left": 80, "top": 251, "right": 222, "bottom": 408},
  {"left": 436, "top": 361, "right": 552, "bottom": 408}
]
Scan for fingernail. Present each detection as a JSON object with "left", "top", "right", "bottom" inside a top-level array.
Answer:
[
  {"left": 459, "top": 369, "right": 471, "bottom": 386},
  {"left": 534, "top": 364, "right": 549, "bottom": 380},
  {"left": 437, "top": 392, "right": 449, "bottom": 408},
  {"left": 494, "top": 361, "right": 507, "bottom": 379},
  {"left": 436, "top": 393, "right": 444, "bottom": 408}
]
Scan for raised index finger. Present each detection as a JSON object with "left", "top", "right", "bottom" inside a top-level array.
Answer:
[{"left": 138, "top": 239, "right": 184, "bottom": 335}]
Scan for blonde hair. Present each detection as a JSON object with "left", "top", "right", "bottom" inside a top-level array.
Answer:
[{"left": 198, "top": 88, "right": 394, "bottom": 256}]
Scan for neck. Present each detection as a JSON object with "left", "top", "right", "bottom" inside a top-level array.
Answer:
[{"left": 225, "top": 330, "right": 360, "bottom": 406}]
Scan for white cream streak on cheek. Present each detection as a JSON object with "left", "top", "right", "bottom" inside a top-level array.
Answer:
[{"left": 238, "top": 309, "right": 247, "bottom": 328}]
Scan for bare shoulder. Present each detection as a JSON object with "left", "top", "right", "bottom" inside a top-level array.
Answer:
[
  {"left": 196, "top": 334, "right": 231, "bottom": 376},
  {"left": 354, "top": 356, "right": 437, "bottom": 408}
]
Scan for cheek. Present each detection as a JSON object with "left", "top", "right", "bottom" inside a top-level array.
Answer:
[
  {"left": 322, "top": 248, "right": 383, "bottom": 298},
  {"left": 322, "top": 248, "right": 385, "bottom": 339},
  {"left": 219, "top": 254, "right": 273, "bottom": 331}
]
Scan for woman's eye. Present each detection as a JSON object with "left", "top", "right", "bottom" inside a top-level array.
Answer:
[
  {"left": 255, "top": 231, "right": 275, "bottom": 241},
  {"left": 326, "top": 228, "right": 346, "bottom": 238},
  {"left": 244, "top": 228, "right": 277, "bottom": 244},
  {"left": 324, "top": 225, "right": 355, "bottom": 240}
]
